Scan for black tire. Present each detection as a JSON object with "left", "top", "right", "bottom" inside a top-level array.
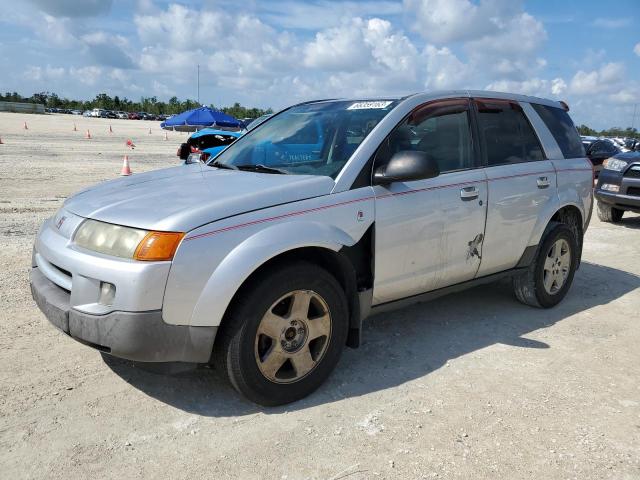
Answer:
[
  {"left": 513, "top": 223, "right": 579, "bottom": 308},
  {"left": 216, "top": 262, "right": 348, "bottom": 406},
  {"left": 596, "top": 201, "right": 624, "bottom": 223}
]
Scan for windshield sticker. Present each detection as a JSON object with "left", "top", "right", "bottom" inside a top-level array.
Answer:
[{"left": 347, "top": 101, "right": 393, "bottom": 110}]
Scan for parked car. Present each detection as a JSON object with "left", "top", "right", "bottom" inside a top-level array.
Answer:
[
  {"left": 116, "top": 111, "right": 128, "bottom": 119},
  {"left": 128, "top": 112, "right": 140, "bottom": 120},
  {"left": 71, "top": 110, "right": 82, "bottom": 115},
  {"left": 594, "top": 151, "right": 640, "bottom": 222},
  {"left": 176, "top": 128, "right": 242, "bottom": 163},
  {"left": 30, "top": 91, "right": 592, "bottom": 406},
  {"left": 83, "top": 110, "right": 92, "bottom": 117},
  {"left": 90, "top": 108, "right": 104, "bottom": 118},
  {"left": 582, "top": 137, "right": 619, "bottom": 175}
]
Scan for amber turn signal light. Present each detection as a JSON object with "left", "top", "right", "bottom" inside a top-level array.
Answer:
[{"left": 134, "top": 231, "right": 185, "bottom": 261}]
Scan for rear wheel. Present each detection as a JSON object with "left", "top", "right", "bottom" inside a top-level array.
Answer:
[
  {"left": 597, "top": 201, "right": 624, "bottom": 223},
  {"left": 216, "top": 262, "right": 348, "bottom": 406},
  {"left": 513, "top": 223, "right": 578, "bottom": 308}
]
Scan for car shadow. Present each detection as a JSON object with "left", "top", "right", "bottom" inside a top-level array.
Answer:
[
  {"left": 616, "top": 213, "right": 640, "bottom": 230},
  {"left": 102, "top": 261, "right": 639, "bottom": 417}
]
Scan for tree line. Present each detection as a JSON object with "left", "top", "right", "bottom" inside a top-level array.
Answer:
[
  {"left": 1, "top": 91, "right": 637, "bottom": 136},
  {"left": 0, "top": 91, "right": 273, "bottom": 119},
  {"left": 577, "top": 124, "right": 639, "bottom": 139}
]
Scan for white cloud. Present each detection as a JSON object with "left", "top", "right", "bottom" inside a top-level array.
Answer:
[
  {"left": 403, "top": 0, "right": 512, "bottom": 44},
  {"left": 423, "top": 45, "right": 471, "bottom": 89},
  {"left": 69, "top": 66, "right": 103, "bottom": 85},
  {"left": 551, "top": 78, "right": 567, "bottom": 96},
  {"left": 42, "top": 14, "right": 76, "bottom": 47},
  {"left": 609, "top": 89, "right": 639, "bottom": 104},
  {"left": 569, "top": 62, "right": 625, "bottom": 95},
  {"left": 23, "top": 65, "right": 66, "bottom": 81},
  {"left": 635, "top": 43, "right": 640, "bottom": 57}
]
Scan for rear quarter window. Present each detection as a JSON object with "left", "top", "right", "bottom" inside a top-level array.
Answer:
[{"left": 532, "top": 104, "right": 585, "bottom": 159}]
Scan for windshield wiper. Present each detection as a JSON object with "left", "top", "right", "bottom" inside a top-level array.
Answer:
[
  {"left": 235, "top": 164, "right": 288, "bottom": 174},
  {"left": 209, "top": 160, "right": 237, "bottom": 170}
]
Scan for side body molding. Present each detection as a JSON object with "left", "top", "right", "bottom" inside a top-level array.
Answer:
[{"left": 187, "top": 221, "right": 361, "bottom": 327}]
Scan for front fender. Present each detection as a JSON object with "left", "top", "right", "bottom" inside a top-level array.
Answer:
[{"left": 189, "top": 221, "right": 358, "bottom": 327}]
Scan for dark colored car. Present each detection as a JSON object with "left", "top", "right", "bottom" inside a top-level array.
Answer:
[
  {"left": 128, "top": 112, "right": 140, "bottom": 120},
  {"left": 176, "top": 128, "right": 242, "bottom": 163},
  {"left": 583, "top": 138, "right": 620, "bottom": 176},
  {"left": 594, "top": 151, "right": 640, "bottom": 222}
]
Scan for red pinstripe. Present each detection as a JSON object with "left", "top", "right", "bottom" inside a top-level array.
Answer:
[{"left": 184, "top": 167, "right": 593, "bottom": 241}]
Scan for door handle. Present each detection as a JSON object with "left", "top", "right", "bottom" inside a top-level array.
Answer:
[
  {"left": 537, "top": 176, "right": 550, "bottom": 188},
  {"left": 460, "top": 186, "right": 479, "bottom": 200}
]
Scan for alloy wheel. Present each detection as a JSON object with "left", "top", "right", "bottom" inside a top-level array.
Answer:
[{"left": 254, "top": 290, "right": 332, "bottom": 383}]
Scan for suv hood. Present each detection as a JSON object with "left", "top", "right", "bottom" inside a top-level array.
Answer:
[{"left": 63, "top": 163, "right": 335, "bottom": 232}]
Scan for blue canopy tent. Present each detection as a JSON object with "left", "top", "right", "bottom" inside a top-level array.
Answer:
[{"left": 160, "top": 106, "right": 241, "bottom": 132}]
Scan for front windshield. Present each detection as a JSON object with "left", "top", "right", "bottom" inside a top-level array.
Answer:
[{"left": 208, "top": 100, "right": 398, "bottom": 178}]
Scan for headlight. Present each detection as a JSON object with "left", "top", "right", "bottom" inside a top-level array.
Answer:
[
  {"left": 603, "top": 158, "right": 628, "bottom": 172},
  {"left": 74, "top": 219, "right": 184, "bottom": 261}
]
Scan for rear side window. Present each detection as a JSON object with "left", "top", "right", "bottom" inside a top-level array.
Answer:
[
  {"left": 475, "top": 99, "right": 545, "bottom": 166},
  {"left": 532, "top": 103, "right": 585, "bottom": 158}
]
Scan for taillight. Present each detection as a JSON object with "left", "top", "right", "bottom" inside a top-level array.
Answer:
[{"left": 201, "top": 152, "right": 210, "bottom": 162}]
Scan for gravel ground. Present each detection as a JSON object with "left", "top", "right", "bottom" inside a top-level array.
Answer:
[{"left": 0, "top": 112, "right": 639, "bottom": 479}]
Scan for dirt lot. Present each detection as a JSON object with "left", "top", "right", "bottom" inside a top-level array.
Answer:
[{"left": 0, "top": 111, "right": 639, "bottom": 479}]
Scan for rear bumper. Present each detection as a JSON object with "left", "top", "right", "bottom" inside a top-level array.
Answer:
[{"left": 30, "top": 267, "right": 216, "bottom": 363}]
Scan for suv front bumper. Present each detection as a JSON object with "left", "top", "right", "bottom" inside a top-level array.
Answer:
[{"left": 30, "top": 267, "right": 216, "bottom": 363}]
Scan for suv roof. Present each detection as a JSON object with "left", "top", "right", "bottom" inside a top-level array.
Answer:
[{"left": 304, "top": 90, "right": 564, "bottom": 110}]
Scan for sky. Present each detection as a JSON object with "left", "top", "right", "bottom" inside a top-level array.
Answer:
[{"left": 0, "top": 0, "right": 638, "bottom": 129}]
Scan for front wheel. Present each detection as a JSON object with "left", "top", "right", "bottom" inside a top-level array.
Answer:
[
  {"left": 216, "top": 262, "right": 348, "bottom": 406},
  {"left": 596, "top": 201, "right": 624, "bottom": 223},
  {"left": 513, "top": 223, "right": 579, "bottom": 308}
]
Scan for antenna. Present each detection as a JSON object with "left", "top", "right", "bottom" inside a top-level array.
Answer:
[{"left": 197, "top": 64, "right": 200, "bottom": 106}]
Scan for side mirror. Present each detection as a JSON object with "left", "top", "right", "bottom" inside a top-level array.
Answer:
[{"left": 373, "top": 150, "right": 439, "bottom": 185}]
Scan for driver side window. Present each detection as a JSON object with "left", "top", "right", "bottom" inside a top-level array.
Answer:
[{"left": 374, "top": 99, "right": 473, "bottom": 174}]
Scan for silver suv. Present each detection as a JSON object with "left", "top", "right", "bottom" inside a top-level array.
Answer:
[{"left": 31, "top": 91, "right": 593, "bottom": 405}]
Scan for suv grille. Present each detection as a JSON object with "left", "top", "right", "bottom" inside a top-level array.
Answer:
[
  {"left": 624, "top": 167, "right": 640, "bottom": 179},
  {"left": 627, "top": 186, "right": 640, "bottom": 197}
]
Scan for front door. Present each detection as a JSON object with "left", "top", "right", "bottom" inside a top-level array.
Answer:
[{"left": 372, "top": 98, "right": 488, "bottom": 305}]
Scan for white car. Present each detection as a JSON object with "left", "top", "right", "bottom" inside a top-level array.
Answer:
[{"left": 31, "top": 91, "right": 593, "bottom": 405}]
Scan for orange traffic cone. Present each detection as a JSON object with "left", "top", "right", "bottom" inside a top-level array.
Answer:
[
  {"left": 109, "top": 125, "right": 113, "bottom": 134},
  {"left": 73, "top": 123, "right": 77, "bottom": 132},
  {"left": 23, "top": 121, "right": 28, "bottom": 130},
  {"left": 85, "top": 129, "right": 92, "bottom": 139},
  {"left": 148, "top": 127, "right": 152, "bottom": 135},
  {"left": 120, "top": 155, "right": 132, "bottom": 176},
  {"left": 163, "top": 131, "right": 168, "bottom": 141}
]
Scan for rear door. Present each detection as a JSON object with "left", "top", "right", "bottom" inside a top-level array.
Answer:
[
  {"left": 474, "top": 98, "right": 557, "bottom": 277},
  {"left": 372, "top": 98, "right": 488, "bottom": 304}
]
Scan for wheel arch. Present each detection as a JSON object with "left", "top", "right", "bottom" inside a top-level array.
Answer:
[
  {"left": 189, "top": 221, "right": 373, "bottom": 347},
  {"left": 522, "top": 203, "right": 584, "bottom": 269}
]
